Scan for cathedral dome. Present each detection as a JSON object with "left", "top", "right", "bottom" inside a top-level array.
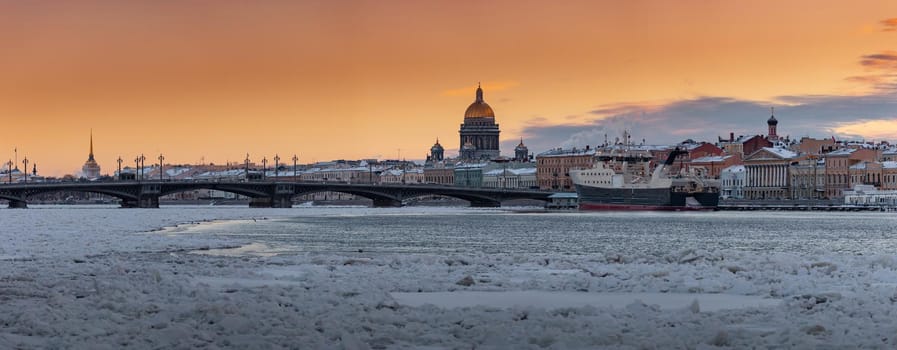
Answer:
[
  {"left": 464, "top": 84, "right": 495, "bottom": 119},
  {"left": 767, "top": 114, "right": 778, "bottom": 126}
]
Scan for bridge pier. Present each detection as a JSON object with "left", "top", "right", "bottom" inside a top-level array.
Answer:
[
  {"left": 469, "top": 200, "right": 501, "bottom": 208},
  {"left": 7, "top": 200, "right": 27, "bottom": 209},
  {"left": 120, "top": 196, "right": 159, "bottom": 208},
  {"left": 248, "top": 196, "right": 293, "bottom": 208},
  {"left": 372, "top": 198, "right": 402, "bottom": 208}
]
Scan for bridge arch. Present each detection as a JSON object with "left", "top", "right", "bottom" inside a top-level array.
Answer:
[
  {"left": 293, "top": 188, "right": 400, "bottom": 207},
  {"left": 19, "top": 187, "right": 138, "bottom": 202},
  {"left": 158, "top": 183, "right": 271, "bottom": 199}
]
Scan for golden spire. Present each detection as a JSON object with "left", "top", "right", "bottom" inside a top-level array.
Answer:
[{"left": 88, "top": 129, "right": 95, "bottom": 161}]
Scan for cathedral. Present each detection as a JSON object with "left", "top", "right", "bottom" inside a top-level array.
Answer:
[
  {"left": 458, "top": 84, "right": 500, "bottom": 160},
  {"left": 81, "top": 131, "right": 101, "bottom": 179}
]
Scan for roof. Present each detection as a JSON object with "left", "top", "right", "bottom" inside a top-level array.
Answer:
[
  {"left": 750, "top": 147, "right": 797, "bottom": 160},
  {"left": 721, "top": 165, "right": 745, "bottom": 173},
  {"left": 536, "top": 148, "right": 597, "bottom": 158},
  {"left": 690, "top": 155, "right": 732, "bottom": 163},
  {"left": 826, "top": 148, "right": 856, "bottom": 156}
]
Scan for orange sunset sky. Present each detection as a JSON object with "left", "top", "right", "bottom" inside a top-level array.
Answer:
[{"left": 3, "top": 0, "right": 897, "bottom": 176}]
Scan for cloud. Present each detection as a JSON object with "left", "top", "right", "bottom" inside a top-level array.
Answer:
[
  {"left": 833, "top": 119, "right": 897, "bottom": 140},
  {"left": 882, "top": 18, "right": 897, "bottom": 32},
  {"left": 860, "top": 51, "right": 897, "bottom": 70},
  {"left": 847, "top": 51, "right": 897, "bottom": 92},
  {"left": 441, "top": 81, "right": 519, "bottom": 96},
  {"left": 509, "top": 92, "right": 897, "bottom": 155}
]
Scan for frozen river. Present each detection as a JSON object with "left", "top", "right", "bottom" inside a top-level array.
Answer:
[{"left": 2, "top": 206, "right": 897, "bottom": 349}]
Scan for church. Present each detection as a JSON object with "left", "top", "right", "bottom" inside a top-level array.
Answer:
[{"left": 458, "top": 84, "right": 501, "bottom": 160}]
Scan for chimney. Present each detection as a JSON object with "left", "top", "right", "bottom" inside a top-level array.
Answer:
[{"left": 730, "top": 132, "right": 734, "bottom": 142}]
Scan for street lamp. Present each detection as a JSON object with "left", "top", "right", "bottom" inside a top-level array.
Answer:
[
  {"left": 6, "top": 160, "right": 12, "bottom": 183},
  {"left": 117, "top": 156, "right": 123, "bottom": 181},
  {"left": 261, "top": 157, "right": 267, "bottom": 181},
  {"left": 134, "top": 156, "right": 140, "bottom": 181},
  {"left": 139, "top": 154, "right": 146, "bottom": 181},
  {"left": 274, "top": 154, "right": 280, "bottom": 179},
  {"left": 292, "top": 154, "right": 298, "bottom": 180},
  {"left": 158, "top": 154, "right": 165, "bottom": 181},
  {"left": 22, "top": 156, "right": 28, "bottom": 183},
  {"left": 244, "top": 153, "right": 250, "bottom": 181}
]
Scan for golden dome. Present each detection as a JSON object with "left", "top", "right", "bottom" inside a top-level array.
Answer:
[{"left": 464, "top": 84, "right": 495, "bottom": 119}]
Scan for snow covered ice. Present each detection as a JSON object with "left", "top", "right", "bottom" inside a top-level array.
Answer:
[{"left": 2, "top": 206, "right": 897, "bottom": 349}]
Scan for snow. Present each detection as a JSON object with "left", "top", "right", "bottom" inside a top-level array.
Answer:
[
  {"left": 2, "top": 207, "right": 897, "bottom": 349},
  {"left": 760, "top": 147, "right": 798, "bottom": 159},
  {"left": 390, "top": 291, "right": 780, "bottom": 312}
]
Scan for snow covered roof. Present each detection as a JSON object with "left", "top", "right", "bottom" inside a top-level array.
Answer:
[
  {"left": 690, "top": 155, "right": 732, "bottom": 163},
  {"left": 537, "top": 148, "right": 597, "bottom": 158},
  {"left": 756, "top": 147, "right": 798, "bottom": 159},
  {"left": 826, "top": 148, "right": 856, "bottom": 156},
  {"left": 483, "top": 167, "right": 537, "bottom": 176},
  {"left": 721, "top": 165, "right": 745, "bottom": 173},
  {"left": 883, "top": 161, "right": 897, "bottom": 169}
]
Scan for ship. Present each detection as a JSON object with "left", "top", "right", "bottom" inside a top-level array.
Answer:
[{"left": 569, "top": 146, "right": 720, "bottom": 210}]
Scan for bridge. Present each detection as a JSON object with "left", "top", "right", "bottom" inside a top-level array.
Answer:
[{"left": 0, "top": 181, "right": 554, "bottom": 208}]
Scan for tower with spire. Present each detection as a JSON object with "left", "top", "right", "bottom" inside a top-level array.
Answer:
[
  {"left": 767, "top": 107, "right": 779, "bottom": 142},
  {"left": 514, "top": 138, "right": 529, "bottom": 162},
  {"left": 427, "top": 138, "right": 445, "bottom": 162},
  {"left": 81, "top": 130, "right": 101, "bottom": 179}
]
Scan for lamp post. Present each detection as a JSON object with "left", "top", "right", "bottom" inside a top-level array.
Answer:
[
  {"left": 261, "top": 157, "right": 267, "bottom": 181},
  {"left": 22, "top": 156, "right": 28, "bottom": 183},
  {"left": 158, "top": 154, "right": 164, "bottom": 181},
  {"left": 117, "top": 157, "right": 123, "bottom": 181},
  {"left": 139, "top": 154, "right": 146, "bottom": 181},
  {"left": 134, "top": 156, "right": 140, "bottom": 181},
  {"left": 292, "top": 154, "right": 298, "bottom": 180},
  {"left": 244, "top": 153, "right": 250, "bottom": 181},
  {"left": 274, "top": 154, "right": 280, "bottom": 179},
  {"left": 6, "top": 160, "right": 12, "bottom": 183}
]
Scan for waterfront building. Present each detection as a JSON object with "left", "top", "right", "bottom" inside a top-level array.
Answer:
[
  {"left": 454, "top": 163, "right": 486, "bottom": 188},
  {"left": 823, "top": 148, "right": 878, "bottom": 198},
  {"left": 844, "top": 184, "right": 897, "bottom": 206},
  {"left": 743, "top": 147, "right": 799, "bottom": 200},
  {"left": 535, "top": 147, "right": 596, "bottom": 190},
  {"left": 881, "top": 161, "right": 897, "bottom": 190},
  {"left": 688, "top": 154, "right": 741, "bottom": 179},
  {"left": 424, "top": 163, "right": 454, "bottom": 185},
  {"left": 720, "top": 165, "right": 746, "bottom": 199},
  {"left": 482, "top": 167, "right": 537, "bottom": 189},
  {"left": 789, "top": 157, "right": 826, "bottom": 200},
  {"left": 81, "top": 131, "right": 101, "bottom": 180},
  {"left": 458, "top": 84, "right": 500, "bottom": 160},
  {"left": 380, "top": 168, "right": 424, "bottom": 184}
]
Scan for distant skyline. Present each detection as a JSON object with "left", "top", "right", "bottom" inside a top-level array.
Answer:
[{"left": 3, "top": 1, "right": 897, "bottom": 176}]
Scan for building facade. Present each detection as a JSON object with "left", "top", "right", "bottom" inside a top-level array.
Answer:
[
  {"left": 459, "top": 84, "right": 500, "bottom": 160},
  {"left": 720, "top": 165, "right": 746, "bottom": 199},
  {"left": 535, "top": 148, "right": 596, "bottom": 190},
  {"left": 823, "top": 148, "right": 878, "bottom": 199},
  {"left": 789, "top": 157, "right": 826, "bottom": 200},
  {"left": 744, "top": 147, "right": 798, "bottom": 200}
]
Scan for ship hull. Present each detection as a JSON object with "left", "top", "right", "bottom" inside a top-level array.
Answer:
[{"left": 575, "top": 184, "right": 719, "bottom": 211}]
